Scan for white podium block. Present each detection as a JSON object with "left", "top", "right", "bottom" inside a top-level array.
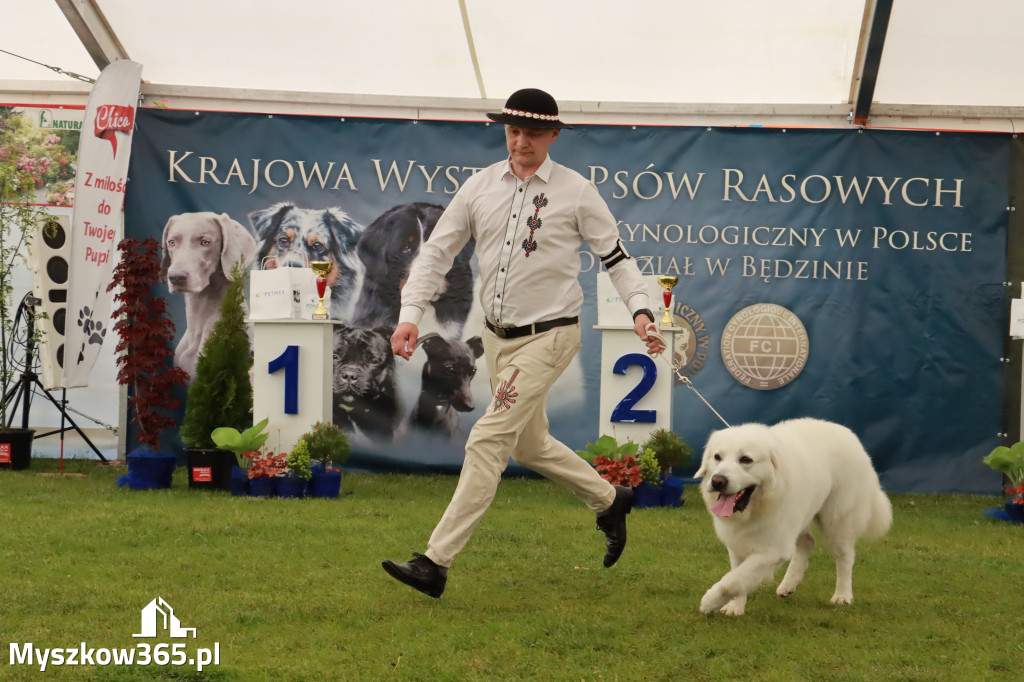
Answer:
[
  {"left": 252, "top": 319, "right": 334, "bottom": 454},
  {"left": 595, "top": 324, "right": 676, "bottom": 446}
]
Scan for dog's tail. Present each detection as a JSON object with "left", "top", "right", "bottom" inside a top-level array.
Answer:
[{"left": 864, "top": 488, "right": 893, "bottom": 539}]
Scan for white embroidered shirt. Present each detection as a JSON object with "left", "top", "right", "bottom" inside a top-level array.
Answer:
[{"left": 399, "top": 154, "right": 651, "bottom": 329}]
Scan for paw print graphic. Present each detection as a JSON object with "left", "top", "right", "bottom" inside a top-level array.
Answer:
[{"left": 76, "top": 306, "right": 107, "bottom": 362}]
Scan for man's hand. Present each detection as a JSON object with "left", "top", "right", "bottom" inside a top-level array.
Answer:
[
  {"left": 634, "top": 313, "right": 666, "bottom": 356},
  {"left": 391, "top": 322, "right": 419, "bottom": 360}
]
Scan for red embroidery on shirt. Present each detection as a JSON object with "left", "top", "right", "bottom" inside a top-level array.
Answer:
[
  {"left": 522, "top": 193, "right": 548, "bottom": 257},
  {"left": 492, "top": 368, "right": 520, "bottom": 411}
]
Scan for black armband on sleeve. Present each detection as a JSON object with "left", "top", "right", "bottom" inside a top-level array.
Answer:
[
  {"left": 599, "top": 240, "right": 631, "bottom": 270},
  {"left": 632, "top": 308, "right": 655, "bottom": 323}
]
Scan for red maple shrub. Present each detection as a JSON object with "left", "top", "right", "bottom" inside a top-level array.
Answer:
[{"left": 107, "top": 238, "right": 189, "bottom": 450}]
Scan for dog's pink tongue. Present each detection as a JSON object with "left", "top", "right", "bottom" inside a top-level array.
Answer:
[{"left": 711, "top": 493, "right": 739, "bottom": 518}]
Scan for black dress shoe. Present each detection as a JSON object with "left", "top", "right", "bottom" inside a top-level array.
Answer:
[
  {"left": 595, "top": 485, "right": 633, "bottom": 567},
  {"left": 382, "top": 553, "right": 447, "bottom": 598}
]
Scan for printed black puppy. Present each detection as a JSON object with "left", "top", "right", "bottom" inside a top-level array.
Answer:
[
  {"left": 332, "top": 325, "right": 400, "bottom": 442},
  {"left": 248, "top": 202, "right": 364, "bottom": 321},
  {"left": 410, "top": 333, "right": 484, "bottom": 436},
  {"left": 354, "top": 202, "right": 474, "bottom": 338}
]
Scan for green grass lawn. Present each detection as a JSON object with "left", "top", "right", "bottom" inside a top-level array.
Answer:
[{"left": 1, "top": 459, "right": 1022, "bottom": 681}]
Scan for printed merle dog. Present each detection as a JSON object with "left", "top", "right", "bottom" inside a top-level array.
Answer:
[
  {"left": 410, "top": 333, "right": 485, "bottom": 436},
  {"left": 248, "top": 202, "right": 364, "bottom": 322},
  {"left": 331, "top": 324, "right": 401, "bottom": 442},
  {"left": 353, "top": 202, "right": 474, "bottom": 338}
]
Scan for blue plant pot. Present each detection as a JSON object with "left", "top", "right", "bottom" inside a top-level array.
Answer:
[
  {"left": 1005, "top": 499, "right": 1024, "bottom": 521},
  {"left": 249, "top": 477, "right": 277, "bottom": 498},
  {"left": 634, "top": 481, "right": 662, "bottom": 508},
  {"left": 277, "top": 475, "right": 307, "bottom": 499},
  {"left": 117, "top": 449, "right": 176, "bottom": 490},
  {"left": 230, "top": 465, "right": 250, "bottom": 496},
  {"left": 310, "top": 469, "right": 342, "bottom": 498},
  {"left": 661, "top": 474, "right": 685, "bottom": 507}
]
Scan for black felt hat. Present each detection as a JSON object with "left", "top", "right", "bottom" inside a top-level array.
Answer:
[{"left": 486, "top": 88, "right": 570, "bottom": 129}]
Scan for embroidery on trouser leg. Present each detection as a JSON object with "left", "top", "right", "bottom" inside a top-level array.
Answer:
[{"left": 492, "top": 368, "right": 520, "bottom": 411}]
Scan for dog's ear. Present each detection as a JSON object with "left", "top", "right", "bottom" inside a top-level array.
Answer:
[
  {"left": 356, "top": 208, "right": 399, "bottom": 278},
  {"left": 159, "top": 215, "right": 177, "bottom": 284},
  {"left": 417, "top": 332, "right": 442, "bottom": 356},
  {"left": 324, "top": 207, "right": 364, "bottom": 249},
  {"left": 247, "top": 202, "right": 293, "bottom": 241},
  {"left": 694, "top": 451, "right": 709, "bottom": 479},
  {"left": 419, "top": 203, "right": 445, "bottom": 240},
  {"left": 217, "top": 213, "right": 258, "bottom": 276},
  {"left": 695, "top": 431, "right": 718, "bottom": 478},
  {"left": 466, "top": 336, "right": 484, "bottom": 359}
]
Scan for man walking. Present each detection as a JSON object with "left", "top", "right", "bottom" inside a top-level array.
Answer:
[{"left": 382, "top": 88, "right": 661, "bottom": 598}]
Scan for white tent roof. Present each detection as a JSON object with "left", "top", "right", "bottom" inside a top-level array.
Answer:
[{"left": 3, "top": 1, "right": 1024, "bottom": 127}]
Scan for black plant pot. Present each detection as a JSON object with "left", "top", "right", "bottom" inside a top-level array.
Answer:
[
  {"left": 0, "top": 428, "right": 35, "bottom": 471},
  {"left": 185, "top": 448, "right": 236, "bottom": 490}
]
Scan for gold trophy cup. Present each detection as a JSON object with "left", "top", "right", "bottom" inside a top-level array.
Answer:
[
  {"left": 310, "top": 260, "right": 333, "bottom": 320},
  {"left": 656, "top": 275, "right": 678, "bottom": 328}
]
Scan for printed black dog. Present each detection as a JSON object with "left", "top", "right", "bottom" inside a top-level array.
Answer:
[
  {"left": 410, "top": 333, "right": 484, "bottom": 436},
  {"left": 353, "top": 202, "right": 474, "bottom": 338},
  {"left": 331, "top": 325, "right": 401, "bottom": 442},
  {"left": 248, "top": 202, "right": 364, "bottom": 321}
]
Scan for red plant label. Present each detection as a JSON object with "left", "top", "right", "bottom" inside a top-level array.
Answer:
[
  {"left": 192, "top": 467, "right": 213, "bottom": 482},
  {"left": 0, "top": 443, "right": 10, "bottom": 464}
]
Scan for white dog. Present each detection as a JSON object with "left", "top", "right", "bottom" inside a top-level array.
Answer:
[
  {"left": 696, "top": 418, "right": 892, "bottom": 616},
  {"left": 160, "top": 212, "right": 258, "bottom": 380}
]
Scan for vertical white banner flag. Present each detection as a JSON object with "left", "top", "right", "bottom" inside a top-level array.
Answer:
[{"left": 63, "top": 60, "right": 142, "bottom": 388}]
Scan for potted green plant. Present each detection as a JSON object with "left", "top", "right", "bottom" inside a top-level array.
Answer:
[
  {"left": 279, "top": 439, "right": 313, "bottom": 499},
  {"left": 301, "top": 421, "right": 351, "bottom": 498},
  {"left": 640, "top": 428, "right": 694, "bottom": 507},
  {"left": 179, "top": 262, "right": 253, "bottom": 490},
  {"left": 575, "top": 435, "right": 642, "bottom": 486},
  {"left": 634, "top": 447, "right": 663, "bottom": 508},
  {"left": 983, "top": 442, "right": 1024, "bottom": 521},
  {"left": 108, "top": 238, "right": 190, "bottom": 488},
  {"left": 211, "top": 416, "right": 269, "bottom": 496},
  {"left": 0, "top": 144, "right": 54, "bottom": 470},
  {"left": 246, "top": 449, "right": 287, "bottom": 497}
]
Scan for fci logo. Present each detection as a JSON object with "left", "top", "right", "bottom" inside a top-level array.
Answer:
[{"left": 133, "top": 598, "right": 196, "bottom": 639}]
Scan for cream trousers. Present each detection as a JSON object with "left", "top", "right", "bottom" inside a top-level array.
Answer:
[{"left": 425, "top": 323, "right": 616, "bottom": 568}]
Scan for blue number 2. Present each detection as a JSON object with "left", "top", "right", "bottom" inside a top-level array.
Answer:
[
  {"left": 610, "top": 353, "right": 657, "bottom": 423},
  {"left": 268, "top": 345, "right": 300, "bottom": 415}
]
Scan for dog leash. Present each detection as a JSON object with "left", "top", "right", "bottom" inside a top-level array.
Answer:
[{"left": 645, "top": 323, "right": 731, "bottom": 428}]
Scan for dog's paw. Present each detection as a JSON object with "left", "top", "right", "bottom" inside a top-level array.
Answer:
[
  {"left": 699, "top": 585, "right": 730, "bottom": 614},
  {"left": 776, "top": 581, "right": 798, "bottom": 598},
  {"left": 720, "top": 596, "right": 746, "bottom": 616},
  {"left": 830, "top": 592, "right": 854, "bottom": 605}
]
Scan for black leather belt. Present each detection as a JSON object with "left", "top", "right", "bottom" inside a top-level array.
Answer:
[{"left": 485, "top": 316, "right": 579, "bottom": 339}]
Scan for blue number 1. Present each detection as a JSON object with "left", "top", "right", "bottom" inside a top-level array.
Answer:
[
  {"left": 610, "top": 353, "right": 657, "bottom": 423},
  {"left": 268, "top": 345, "right": 300, "bottom": 415}
]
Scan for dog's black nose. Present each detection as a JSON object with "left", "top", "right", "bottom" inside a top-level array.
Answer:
[
  {"left": 168, "top": 273, "right": 187, "bottom": 287},
  {"left": 710, "top": 474, "right": 728, "bottom": 492}
]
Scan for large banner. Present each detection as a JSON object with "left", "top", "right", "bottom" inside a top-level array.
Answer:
[
  {"left": 63, "top": 60, "right": 143, "bottom": 387},
  {"left": 124, "top": 108, "right": 1010, "bottom": 493}
]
